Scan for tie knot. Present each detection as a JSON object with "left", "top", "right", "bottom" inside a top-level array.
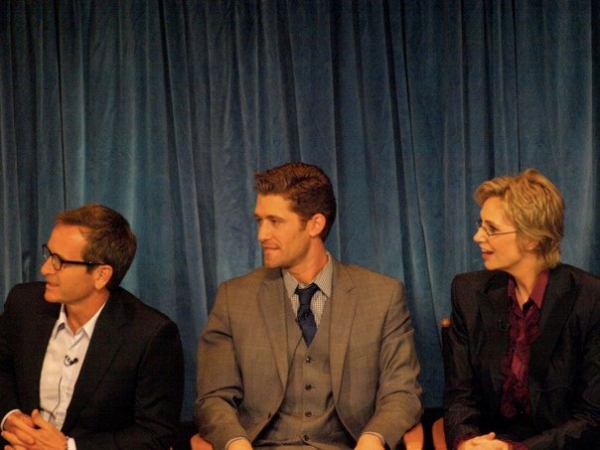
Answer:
[{"left": 295, "top": 283, "right": 319, "bottom": 306}]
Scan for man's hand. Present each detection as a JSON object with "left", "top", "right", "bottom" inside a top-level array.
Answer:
[
  {"left": 458, "top": 432, "right": 511, "bottom": 450},
  {"left": 355, "top": 433, "right": 385, "bottom": 450},
  {"left": 3, "top": 411, "right": 35, "bottom": 434},
  {"left": 2, "top": 409, "right": 67, "bottom": 450},
  {"left": 2, "top": 411, "right": 36, "bottom": 448}
]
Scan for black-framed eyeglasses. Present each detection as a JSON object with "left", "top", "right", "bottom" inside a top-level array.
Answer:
[
  {"left": 42, "top": 244, "right": 104, "bottom": 271},
  {"left": 476, "top": 219, "right": 518, "bottom": 238}
]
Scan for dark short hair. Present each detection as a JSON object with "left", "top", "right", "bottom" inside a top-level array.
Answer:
[
  {"left": 254, "top": 162, "right": 337, "bottom": 241},
  {"left": 56, "top": 203, "right": 137, "bottom": 290}
]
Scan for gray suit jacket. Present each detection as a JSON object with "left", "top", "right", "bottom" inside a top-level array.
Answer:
[{"left": 195, "top": 258, "right": 422, "bottom": 449}]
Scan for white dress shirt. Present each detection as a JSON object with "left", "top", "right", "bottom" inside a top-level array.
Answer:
[{"left": 39, "top": 302, "right": 105, "bottom": 428}]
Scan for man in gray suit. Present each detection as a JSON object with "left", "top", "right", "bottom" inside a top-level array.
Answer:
[{"left": 195, "top": 162, "right": 422, "bottom": 450}]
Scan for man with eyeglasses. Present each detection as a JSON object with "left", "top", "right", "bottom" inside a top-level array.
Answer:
[{"left": 0, "top": 203, "right": 184, "bottom": 449}]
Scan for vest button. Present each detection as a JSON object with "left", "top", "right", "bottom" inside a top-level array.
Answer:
[
  {"left": 304, "top": 411, "right": 312, "bottom": 418},
  {"left": 304, "top": 384, "right": 313, "bottom": 391},
  {"left": 303, "top": 434, "right": 310, "bottom": 441},
  {"left": 305, "top": 356, "right": 312, "bottom": 363}
]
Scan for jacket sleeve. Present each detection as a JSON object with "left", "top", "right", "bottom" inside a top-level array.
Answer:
[
  {"left": 0, "top": 289, "right": 21, "bottom": 418},
  {"left": 359, "top": 279, "right": 423, "bottom": 448},
  {"left": 194, "top": 281, "right": 252, "bottom": 449},
  {"left": 443, "top": 274, "right": 492, "bottom": 448}
]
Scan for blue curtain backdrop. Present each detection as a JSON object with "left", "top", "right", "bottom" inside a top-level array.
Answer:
[{"left": 1, "top": 0, "right": 598, "bottom": 420}]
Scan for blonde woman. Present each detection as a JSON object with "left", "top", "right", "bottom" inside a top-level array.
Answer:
[{"left": 444, "top": 169, "right": 599, "bottom": 449}]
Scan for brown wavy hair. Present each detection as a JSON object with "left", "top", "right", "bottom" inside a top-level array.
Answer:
[{"left": 254, "top": 162, "right": 337, "bottom": 241}]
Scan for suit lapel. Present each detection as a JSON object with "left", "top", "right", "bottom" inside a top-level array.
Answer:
[
  {"left": 62, "top": 291, "right": 129, "bottom": 432},
  {"left": 529, "top": 265, "right": 575, "bottom": 387},
  {"left": 477, "top": 272, "right": 512, "bottom": 395},
  {"left": 329, "top": 261, "right": 358, "bottom": 398},
  {"left": 258, "top": 271, "right": 290, "bottom": 387},
  {"left": 257, "top": 261, "right": 359, "bottom": 394}
]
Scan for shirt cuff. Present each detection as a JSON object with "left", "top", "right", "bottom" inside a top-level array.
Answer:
[
  {"left": 226, "top": 437, "right": 250, "bottom": 448},
  {"left": 65, "top": 437, "right": 77, "bottom": 450},
  {"left": 361, "top": 431, "right": 386, "bottom": 446},
  {"left": 1, "top": 409, "right": 21, "bottom": 431}
]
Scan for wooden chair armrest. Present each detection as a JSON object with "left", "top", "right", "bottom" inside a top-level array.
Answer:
[
  {"left": 432, "top": 417, "right": 447, "bottom": 450},
  {"left": 402, "top": 422, "right": 424, "bottom": 450},
  {"left": 190, "top": 433, "right": 214, "bottom": 450}
]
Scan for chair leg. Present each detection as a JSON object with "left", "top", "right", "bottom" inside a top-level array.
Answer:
[
  {"left": 402, "top": 422, "right": 424, "bottom": 450},
  {"left": 432, "top": 418, "right": 447, "bottom": 450}
]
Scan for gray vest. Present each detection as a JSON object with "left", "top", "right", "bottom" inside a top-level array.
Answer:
[{"left": 254, "top": 296, "right": 354, "bottom": 449}]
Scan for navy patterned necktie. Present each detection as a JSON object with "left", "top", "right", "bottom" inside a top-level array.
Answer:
[{"left": 295, "top": 283, "right": 319, "bottom": 345}]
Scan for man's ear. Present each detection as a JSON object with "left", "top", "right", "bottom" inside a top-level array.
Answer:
[
  {"left": 308, "top": 213, "right": 326, "bottom": 238},
  {"left": 94, "top": 265, "right": 114, "bottom": 290}
]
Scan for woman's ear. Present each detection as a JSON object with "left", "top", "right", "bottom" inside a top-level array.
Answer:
[{"left": 520, "top": 235, "right": 541, "bottom": 252}]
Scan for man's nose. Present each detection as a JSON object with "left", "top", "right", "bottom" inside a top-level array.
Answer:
[
  {"left": 257, "top": 222, "right": 271, "bottom": 242},
  {"left": 41, "top": 256, "right": 55, "bottom": 275}
]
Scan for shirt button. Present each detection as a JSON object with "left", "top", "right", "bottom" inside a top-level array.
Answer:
[{"left": 304, "top": 411, "right": 312, "bottom": 418}]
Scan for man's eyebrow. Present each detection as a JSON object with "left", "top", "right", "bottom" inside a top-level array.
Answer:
[
  {"left": 254, "top": 214, "right": 284, "bottom": 220},
  {"left": 45, "top": 245, "right": 61, "bottom": 256}
]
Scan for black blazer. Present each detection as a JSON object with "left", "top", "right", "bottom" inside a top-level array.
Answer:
[
  {"left": 443, "top": 264, "right": 600, "bottom": 449},
  {"left": 0, "top": 282, "right": 184, "bottom": 449}
]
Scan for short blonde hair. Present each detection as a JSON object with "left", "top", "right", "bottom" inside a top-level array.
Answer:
[{"left": 475, "top": 168, "right": 564, "bottom": 269}]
